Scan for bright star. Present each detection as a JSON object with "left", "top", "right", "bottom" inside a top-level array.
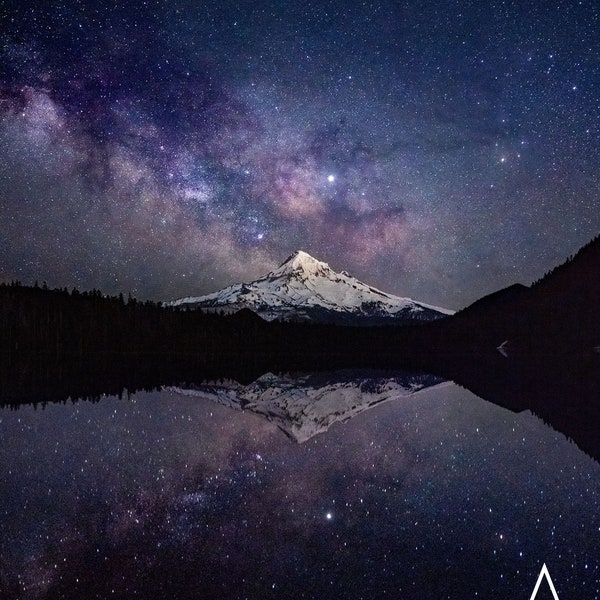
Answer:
[
  {"left": 327, "top": 175, "right": 335, "bottom": 183},
  {"left": 325, "top": 512, "right": 333, "bottom": 520}
]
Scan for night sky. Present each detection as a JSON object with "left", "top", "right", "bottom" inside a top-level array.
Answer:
[{"left": 0, "top": 0, "right": 598, "bottom": 309}]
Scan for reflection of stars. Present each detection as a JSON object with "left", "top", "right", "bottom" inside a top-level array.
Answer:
[{"left": 1, "top": 384, "right": 599, "bottom": 597}]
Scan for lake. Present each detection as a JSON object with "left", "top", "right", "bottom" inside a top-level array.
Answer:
[{"left": 1, "top": 370, "right": 598, "bottom": 599}]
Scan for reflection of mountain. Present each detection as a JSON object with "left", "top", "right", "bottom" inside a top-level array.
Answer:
[
  {"left": 0, "top": 350, "right": 597, "bottom": 462},
  {"left": 167, "top": 370, "right": 447, "bottom": 442},
  {"left": 166, "top": 350, "right": 600, "bottom": 461},
  {"left": 168, "top": 250, "right": 452, "bottom": 325},
  {"left": 414, "top": 350, "right": 600, "bottom": 464}
]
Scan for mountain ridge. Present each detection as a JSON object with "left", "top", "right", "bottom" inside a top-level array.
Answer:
[
  {"left": 426, "top": 233, "right": 600, "bottom": 354},
  {"left": 168, "top": 249, "right": 453, "bottom": 325}
]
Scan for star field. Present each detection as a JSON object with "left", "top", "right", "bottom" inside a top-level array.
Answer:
[
  {"left": 0, "top": 0, "right": 598, "bottom": 308},
  {"left": 1, "top": 384, "right": 598, "bottom": 598}
]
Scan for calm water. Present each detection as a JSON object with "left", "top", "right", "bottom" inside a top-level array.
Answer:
[{"left": 1, "top": 372, "right": 599, "bottom": 599}]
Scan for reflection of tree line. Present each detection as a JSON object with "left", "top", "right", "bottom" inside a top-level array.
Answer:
[
  {"left": 1, "top": 336, "right": 598, "bottom": 463},
  {"left": 417, "top": 350, "right": 600, "bottom": 465}
]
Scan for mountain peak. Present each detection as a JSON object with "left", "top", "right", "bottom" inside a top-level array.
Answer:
[
  {"left": 281, "top": 250, "right": 323, "bottom": 266},
  {"left": 278, "top": 250, "right": 331, "bottom": 275},
  {"left": 169, "top": 250, "right": 454, "bottom": 323}
]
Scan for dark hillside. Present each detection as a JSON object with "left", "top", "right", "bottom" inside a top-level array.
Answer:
[{"left": 420, "top": 235, "right": 600, "bottom": 354}]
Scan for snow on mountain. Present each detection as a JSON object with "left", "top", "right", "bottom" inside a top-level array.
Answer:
[
  {"left": 166, "top": 370, "right": 448, "bottom": 443},
  {"left": 168, "top": 250, "right": 453, "bottom": 324}
]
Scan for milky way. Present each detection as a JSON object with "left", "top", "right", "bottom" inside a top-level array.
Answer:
[{"left": 0, "top": 0, "right": 598, "bottom": 308}]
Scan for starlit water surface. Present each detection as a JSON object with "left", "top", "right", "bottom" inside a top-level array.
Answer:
[{"left": 1, "top": 379, "right": 599, "bottom": 599}]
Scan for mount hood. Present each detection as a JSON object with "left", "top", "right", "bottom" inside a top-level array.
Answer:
[{"left": 168, "top": 250, "right": 453, "bottom": 324}]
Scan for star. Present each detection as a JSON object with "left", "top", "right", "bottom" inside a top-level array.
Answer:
[{"left": 0, "top": 0, "right": 596, "bottom": 311}]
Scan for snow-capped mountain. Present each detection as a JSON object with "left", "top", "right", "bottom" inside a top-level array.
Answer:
[
  {"left": 168, "top": 250, "right": 453, "bottom": 324},
  {"left": 166, "top": 370, "right": 448, "bottom": 443}
]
